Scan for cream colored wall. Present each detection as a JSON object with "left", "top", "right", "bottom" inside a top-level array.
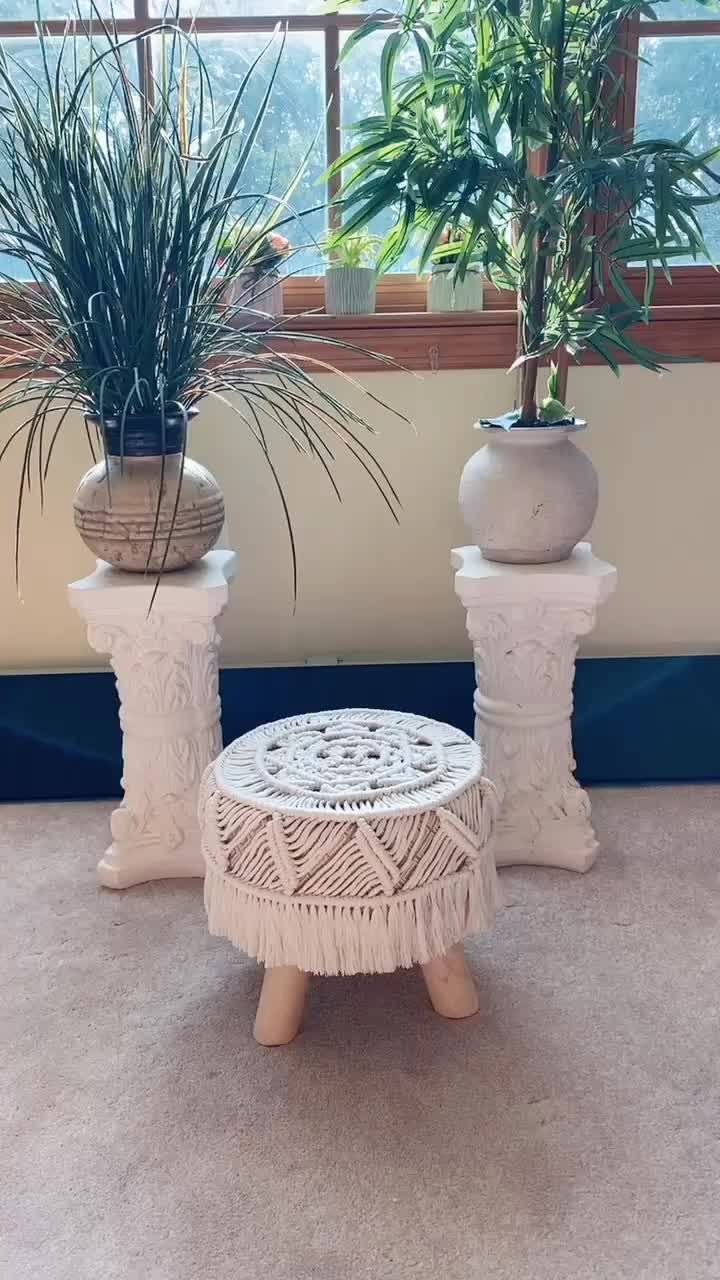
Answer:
[{"left": 1, "top": 362, "right": 719, "bottom": 671}]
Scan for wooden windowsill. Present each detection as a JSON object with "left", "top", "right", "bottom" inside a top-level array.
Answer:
[
  {"left": 1, "top": 275, "right": 718, "bottom": 376},
  {"left": 271, "top": 268, "right": 720, "bottom": 370},
  {"left": 270, "top": 309, "right": 516, "bottom": 372},
  {"left": 1, "top": 306, "right": 717, "bottom": 377},
  {"left": 266, "top": 304, "right": 720, "bottom": 372}
]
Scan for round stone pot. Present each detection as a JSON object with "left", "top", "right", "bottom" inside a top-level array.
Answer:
[
  {"left": 324, "top": 266, "right": 377, "bottom": 315},
  {"left": 459, "top": 422, "right": 599, "bottom": 564},
  {"left": 427, "top": 266, "right": 484, "bottom": 313},
  {"left": 73, "top": 411, "right": 225, "bottom": 573}
]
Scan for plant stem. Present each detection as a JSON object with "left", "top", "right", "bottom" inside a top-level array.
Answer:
[
  {"left": 555, "top": 347, "right": 570, "bottom": 405},
  {"left": 520, "top": 356, "right": 539, "bottom": 423},
  {"left": 519, "top": 231, "right": 547, "bottom": 422},
  {"left": 520, "top": 0, "right": 567, "bottom": 425}
]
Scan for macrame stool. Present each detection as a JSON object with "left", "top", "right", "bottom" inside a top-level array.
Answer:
[{"left": 200, "top": 709, "right": 498, "bottom": 1045}]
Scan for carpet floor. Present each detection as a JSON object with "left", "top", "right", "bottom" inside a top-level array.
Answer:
[{"left": 2, "top": 787, "right": 719, "bottom": 1280}]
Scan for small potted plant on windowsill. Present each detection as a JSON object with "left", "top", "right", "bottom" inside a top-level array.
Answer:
[
  {"left": 332, "top": 0, "right": 720, "bottom": 564},
  {"left": 427, "top": 223, "right": 485, "bottom": 314},
  {"left": 218, "top": 224, "right": 291, "bottom": 318},
  {"left": 322, "top": 230, "right": 380, "bottom": 314}
]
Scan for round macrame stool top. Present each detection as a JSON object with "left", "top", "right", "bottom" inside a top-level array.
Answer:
[{"left": 200, "top": 708, "right": 498, "bottom": 976}]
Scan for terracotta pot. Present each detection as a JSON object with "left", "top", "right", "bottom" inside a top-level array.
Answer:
[
  {"left": 459, "top": 422, "right": 598, "bottom": 564},
  {"left": 324, "top": 266, "right": 377, "bottom": 315},
  {"left": 73, "top": 412, "right": 224, "bottom": 573},
  {"left": 427, "top": 266, "right": 484, "bottom": 313},
  {"left": 223, "top": 270, "right": 284, "bottom": 317}
]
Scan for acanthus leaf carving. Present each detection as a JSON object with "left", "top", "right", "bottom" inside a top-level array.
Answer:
[
  {"left": 79, "top": 594, "right": 229, "bottom": 880},
  {"left": 465, "top": 595, "right": 602, "bottom": 872}
]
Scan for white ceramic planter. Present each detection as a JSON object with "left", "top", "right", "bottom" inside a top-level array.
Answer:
[
  {"left": 324, "top": 266, "right": 377, "bottom": 315},
  {"left": 224, "top": 270, "right": 284, "bottom": 317},
  {"left": 459, "top": 423, "right": 599, "bottom": 564},
  {"left": 427, "top": 266, "right": 484, "bottom": 313}
]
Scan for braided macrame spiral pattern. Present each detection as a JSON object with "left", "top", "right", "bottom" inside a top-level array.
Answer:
[{"left": 201, "top": 709, "right": 498, "bottom": 975}]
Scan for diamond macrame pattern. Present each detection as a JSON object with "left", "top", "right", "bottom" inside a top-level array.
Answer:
[
  {"left": 203, "top": 709, "right": 493, "bottom": 902},
  {"left": 199, "top": 709, "right": 498, "bottom": 975},
  {"left": 215, "top": 801, "right": 485, "bottom": 899}
]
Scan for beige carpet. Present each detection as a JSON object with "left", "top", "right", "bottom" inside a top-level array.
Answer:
[{"left": 2, "top": 788, "right": 720, "bottom": 1280}]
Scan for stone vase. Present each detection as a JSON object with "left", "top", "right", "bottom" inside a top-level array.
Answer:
[
  {"left": 459, "top": 423, "right": 599, "bottom": 564},
  {"left": 73, "top": 412, "right": 225, "bottom": 573},
  {"left": 427, "top": 266, "right": 484, "bottom": 313},
  {"left": 324, "top": 266, "right": 377, "bottom": 315}
]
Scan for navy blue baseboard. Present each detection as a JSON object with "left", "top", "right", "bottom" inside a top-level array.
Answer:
[{"left": 1, "top": 656, "right": 719, "bottom": 802}]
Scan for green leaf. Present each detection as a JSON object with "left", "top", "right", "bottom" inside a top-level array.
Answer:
[
  {"left": 339, "top": 17, "right": 394, "bottom": 64},
  {"left": 380, "top": 31, "right": 404, "bottom": 127},
  {"left": 587, "top": 333, "right": 621, "bottom": 376},
  {"left": 414, "top": 30, "right": 435, "bottom": 99},
  {"left": 431, "top": 0, "right": 467, "bottom": 38},
  {"left": 642, "top": 260, "right": 656, "bottom": 320},
  {"left": 329, "top": 0, "right": 720, "bottom": 379},
  {"left": 546, "top": 361, "right": 560, "bottom": 400},
  {"left": 609, "top": 264, "right": 641, "bottom": 315}
]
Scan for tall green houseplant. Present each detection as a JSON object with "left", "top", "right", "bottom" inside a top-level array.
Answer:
[
  {"left": 332, "top": 0, "right": 720, "bottom": 563},
  {"left": 333, "top": 0, "right": 720, "bottom": 422},
  {"left": 0, "top": 21, "right": 400, "bottom": 586}
]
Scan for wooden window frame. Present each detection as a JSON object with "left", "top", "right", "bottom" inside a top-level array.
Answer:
[
  {"left": 619, "top": 12, "right": 720, "bottom": 302},
  {"left": 286, "top": 9, "right": 720, "bottom": 368},
  {"left": 0, "top": 4, "right": 719, "bottom": 371}
]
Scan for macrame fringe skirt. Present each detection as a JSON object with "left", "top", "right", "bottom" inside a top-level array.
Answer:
[{"left": 204, "top": 857, "right": 498, "bottom": 977}]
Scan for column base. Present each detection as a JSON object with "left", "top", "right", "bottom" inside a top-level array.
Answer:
[
  {"left": 97, "top": 836, "right": 205, "bottom": 889},
  {"left": 494, "top": 802, "right": 598, "bottom": 873}
]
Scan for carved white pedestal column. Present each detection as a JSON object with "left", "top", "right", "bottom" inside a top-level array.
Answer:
[
  {"left": 452, "top": 542, "right": 617, "bottom": 872},
  {"left": 69, "top": 550, "right": 236, "bottom": 889}
]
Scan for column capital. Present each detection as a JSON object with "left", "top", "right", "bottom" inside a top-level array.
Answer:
[
  {"left": 68, "top": 548, "right": 236, "bottom": 623},
  {"left": 452, "top": 542, "right": 617, "bottom": 609}
]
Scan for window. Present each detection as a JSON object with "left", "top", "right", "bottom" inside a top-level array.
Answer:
[
  {"left": 0, "top": 4, "right": 718, "bottom": 368},
  {"left": 340, "top": 29, "right": 419, "bottom": 272},
  {"left": 0, "top": 2, "right": 403, "bottom": 281},
  {"left": 150, "top": 29, "right": 327, "bottom": 273},
  {"left": 622, "top": 2, "right": 720, "bottom": 302}
]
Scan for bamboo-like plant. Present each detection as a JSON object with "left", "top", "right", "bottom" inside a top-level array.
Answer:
[
  {"left": 429, "top": 221, "right": 484, "bottom": 269},
  {"left": 331, "top": 0, "right": 720, "bottom": 424},
  {"left": 0, "top": 14, "right": 401, "bottom": 586}
]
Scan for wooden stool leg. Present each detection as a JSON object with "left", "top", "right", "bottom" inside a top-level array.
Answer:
[
  {"left": 253, "top": 966, "right": 309, "bottom": 1046},
  {"left": 421, "top": 943, "right": 479, "bottom": 1019}
]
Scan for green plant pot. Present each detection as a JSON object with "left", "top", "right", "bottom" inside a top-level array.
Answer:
[
  {"left": 324, "top": 267, "right": 377, "bottom": 315},
  {"left": 427, "top": 266, "right": 485, "bottom": 313}
]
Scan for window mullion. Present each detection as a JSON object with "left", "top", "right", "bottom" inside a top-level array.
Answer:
[
  {"left": 134, "top": 0, "right": 154, "bottom": 107},
  {"left": 324, "top": 23, "right": 341, "bottom": 232},
  {"left": 619, "top": 13, "right": 640, "bottom": 140}
]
